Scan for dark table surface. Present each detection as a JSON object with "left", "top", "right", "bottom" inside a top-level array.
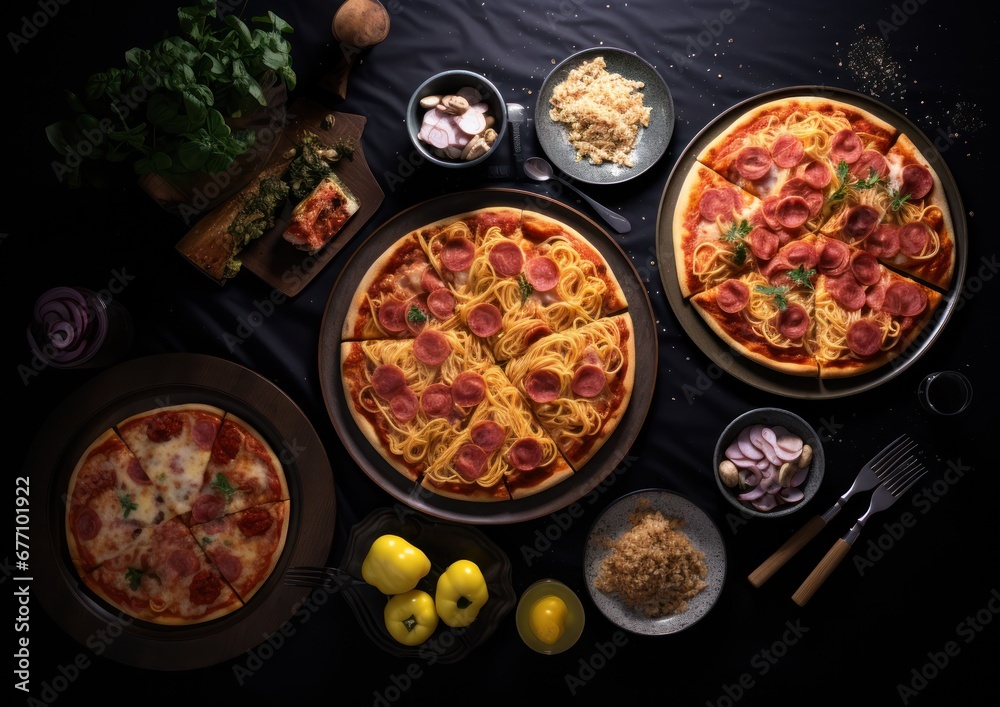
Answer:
[{"left": 6, "top": 0, "right": 994, "bottom": 704}]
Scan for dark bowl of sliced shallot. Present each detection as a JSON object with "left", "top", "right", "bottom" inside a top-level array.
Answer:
[
  {"left": 407, "top": 69, "right": 508, "bottom": 168},
  {"left": 713, "top": 408, "right": 824, "bottom": 519}
]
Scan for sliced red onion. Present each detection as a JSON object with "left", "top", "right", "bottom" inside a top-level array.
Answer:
[
  {"left": 27, "top": 287, "right": 108, "bottom": 367},
  {"left": 723, "top": 422, "right": 811, "bottom": 512}
]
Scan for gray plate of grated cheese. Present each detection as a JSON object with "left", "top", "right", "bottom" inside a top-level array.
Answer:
[
  {"left": 536, "top": 47, "right": 674, "bottom": 184},
  {"left": 584, "top": 489, "right": 726, "bottom": 635}
]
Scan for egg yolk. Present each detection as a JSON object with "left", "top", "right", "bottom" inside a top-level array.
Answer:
[{"left": 528, "top": 595, "right": 568, "bottom": 645}]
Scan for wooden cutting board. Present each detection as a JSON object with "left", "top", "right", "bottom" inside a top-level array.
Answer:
[{"left": 177, "top": 98, "right": 384, "bottom": 297}]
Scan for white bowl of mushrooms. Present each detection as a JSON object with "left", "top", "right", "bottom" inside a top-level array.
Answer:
[
  {"left": 713, "top": 408, "right": 825, "bottom": 519},
  {"left": 407, "top": 69, "right": 508, "bottom": 168}
]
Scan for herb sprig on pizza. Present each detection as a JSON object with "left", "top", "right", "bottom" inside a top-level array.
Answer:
[
  {"left": 673, "top": 95, "right": 955, "bottom": 378},
  {"left": 340, "top": 207, "right": 634, "bottom": 502}
]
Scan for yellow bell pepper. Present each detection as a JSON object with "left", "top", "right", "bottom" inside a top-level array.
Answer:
[
  {"left": 434, "top": 559, "right": 489, "bottom": 627},
  {"left": 384, "top": 589, "right": 439, "bottom": 646},
  {"left": 361, "top": 534, "right": 431, "bottom": 595}
]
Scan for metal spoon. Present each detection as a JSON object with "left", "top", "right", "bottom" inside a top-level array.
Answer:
[{"left": 522, "top": 156, "right": 631, "bottom": 234}]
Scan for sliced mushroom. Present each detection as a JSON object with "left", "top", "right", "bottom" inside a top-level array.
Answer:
[{"left": 460, "top": 135, "right": 490, "bottom": 161}]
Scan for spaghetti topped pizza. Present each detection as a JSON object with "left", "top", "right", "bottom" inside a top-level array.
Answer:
[
  {"left": 340, "top": 207, "right": 634, "bottom": 502},
  {"left": 672, "top": 94, "right": 955, "bottom": 378}
]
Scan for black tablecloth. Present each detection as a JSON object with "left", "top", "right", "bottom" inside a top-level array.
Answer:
[{"left": 7, "top": 0, "right": 994, "bottom": 704}]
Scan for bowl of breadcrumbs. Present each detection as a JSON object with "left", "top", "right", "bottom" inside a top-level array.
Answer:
[{"left": 584, "top": 489, "right": 726, "bottom": 635}]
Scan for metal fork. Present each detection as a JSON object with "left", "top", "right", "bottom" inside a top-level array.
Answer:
[
  {"left": 748, "top": 434, "right": 918, "bottom": 587},
  {"left": 791, "top": 457, "right": 929, "bottom": 607},
  {"left": 283, "top": 566, "right": 368, "bottom": 593}
]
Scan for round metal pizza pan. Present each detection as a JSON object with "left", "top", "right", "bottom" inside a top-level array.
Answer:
[
  {"left": 654, "top": 85, "right": 968, "bottom": 399},
  {"left": 29, "top": 353, "right": 336, "bottom": 670},
  {"left": 318, "top": 188, "right": 657, "bottom": 524}
]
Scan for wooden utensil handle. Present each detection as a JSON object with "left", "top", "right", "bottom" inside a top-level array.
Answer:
[
  {"left": 747, "top": 515, "right": 826, "bottom": 587},
  {"left": 791, "top": 538, "right": 853, "bottom": 607}
]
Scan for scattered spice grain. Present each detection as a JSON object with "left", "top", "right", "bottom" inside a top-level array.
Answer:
[
  {"left": 548, "top": 56, "right": 651, "bottom": 167},
  {"left": 594, "top": 499, "right": 708, "bottom": 617}
]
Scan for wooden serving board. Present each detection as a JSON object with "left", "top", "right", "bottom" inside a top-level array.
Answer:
[{"left": 179, "top": 99, "right": 384, "bottom": 297}]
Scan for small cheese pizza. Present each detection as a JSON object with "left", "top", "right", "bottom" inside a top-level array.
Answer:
[
  {"left": 66, "top": 405, "right": 291, "bottom": 625},
  {"left": 340, "top": 207, "right": 634, "bottom": 502},
  {"left": 82, "top": 518, "right": 242, "bottom": 625},
  {"left": 673, "top": 94, "right": 956, "bottom": 378},
  {"left": 115, "top": 404, "right": 224, "bottom": 517},
  {"left": 190, "top": 500, "right": 290, "bottom": 603}
]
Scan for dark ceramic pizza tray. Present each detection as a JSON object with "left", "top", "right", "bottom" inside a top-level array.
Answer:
[
  {"left": 655, "top": 85, "right": 968, "bottom": 399},
  {"left": 318, "top": 188, "right": 658, "bottom": 524},
  {"left": 29, "top": 353, "right": 336, "bottom": 670}
]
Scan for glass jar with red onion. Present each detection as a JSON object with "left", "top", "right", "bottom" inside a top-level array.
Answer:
[{"left": 26, "top": 287, "right": 132, "bottom": 369}]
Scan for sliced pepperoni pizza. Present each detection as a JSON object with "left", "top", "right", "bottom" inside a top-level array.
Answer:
[
  {"left": 66, "top": 429, "right": 170, "bottom": 574},
  {"left": 115, "top": 403, "right": 224, "bottom": 517},
  {"left": 82, "top": 517, "right": 243, "bottom": 625},
  {"left": 502, "top": 314, "right": 635, "bottom": 470},
  {"left": 697, "top": 95, "right": 898, "bottom": 202},
  {"left": 184, "top": 413, "right": 289, "bottom": 525},
  {"left": 674, "top": 94, "right": 957, "bottom": 379},
  {"left": 190, "top": 500, "right": 290, "bottom": 603}
]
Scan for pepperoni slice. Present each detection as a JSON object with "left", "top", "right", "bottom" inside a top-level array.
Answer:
[
  {"left": 413, "top": 329, "right": 450, "bottom": 366},
  {"left": 784, "top": 241, "right": 819, "bottom": 270},
  {"left": 819, "top": 239, "right": 850, "bottom": 276},
  {"left": 440, "top": 236, "right": 476, "bottom": 272},
  {"left": 717, "top": 278, "right": 750, "bottom": 313},
  {"left": 389, "top": 387, "right": 419, "bottom": 422},
  {"left": 524, "top": 256, "right": 560, "bottom": 292},
  {"left": 420, "top": 383, "right": 454, "bottom": 418},
  {"left": 524, "top": 369, "right": 561, "bottom": 403},
  {"left": 506, "top": 438, "right": 544, "bottom": 471},
  {"left": 735, "top": 145, "right": 772, "bottom": 180},
  {"left": 774, "top": 195, "right": 810, "bottom": 229},
  {"left": 454, "top": 444, "right": 488, "bottom": 481},
  {"left": 451, "top": 371, "right": 486, "bottom": 407},
  {"left": 760, "top": 195, "right": 782, "bottom": 230},
  {"left": 404, "top": 294, "right": 431, "bottom": 334},
  {"left": 470, "top": 420, "right": 505, "bottom": 453},
  {"left": 168, "top": 549, "right": 200, "bottom": 578},
  {"left": 829, "top": 129, "right": 863, "bottom": 163},
  {"left": 866, "top": 280, "right": 887, "bottom": 310},
  {"left": 850, "top": 150, "right": 889, "bottom": 180},
  {"left": 802, "top": 161, "right": 833, "bottom": 189},
  {"left": 699, "top": 187, "right": 739, "bottom": 221},
  {"left": 126, "top": 457, "right": 152, "bottom": 485},
  {"left": 190, "top": 493, "right": 225, "bottom": 524},
  {"left": 420, "top": 265, "right": 446, "bottom": 293},
  {"left": 867, "top": 224, "right": 901, "bottom": 258},
  {"left": 747, "top": 227, "right": 779, "bottom": 261},
  {"left": 377, "top": 296, "right": 407, "bottom": 333},
  {"left": 777, "top": 303, "right": 810, "bottom": 340},
  {"left": 780, "top": 177, "right": 824, "bottom": 215},
  {"left": 214, "top": 553, "right": 243, "bottom": 583},
  {"left": 523, "top": 323, "right": 552, "bottom": 348},
  {"left": 881, "top": 281, "right": 928, "bottom": 316},
  {"left": 371, "top": 363, "right": 407, "bottom": 399},
  {"left": 827, "top": 273, "right": 867, "bottom": 311},
  {"left": 851, "top": 250, "right": 882, "bottom": 286},
  {"left": 899, "top": 222, "right": 931, "bottom": 257},
  {"left": 846, "top": 319, "right": 883, "bottom": 357},
  {"left": 843, "top": 205, "right": 881, "bottom": 241},
  {"left": 488, "top": 240, "right": 525, "bottom": 277},
  {"left": 147, "top": 412, "right": 183, "bottom": 442},
  {"left": 571, "top": 363, "right": 606, "bottom": 398},
  {"left": 900, "top": 164, "right": 933, "bottom": 200},
  {"left": 193, "top": 420, "right": 217, "bottom": 450},
  {"left": 74, "top": 508, "right": 101, "bottom": 541},
  {"left": 466, "top": 302, "right": 503, "bottom": 337},
  {"left": 426, "top": 288, "right": 456, "bottom": 320},
  {"left": 771, "top": 134, "right": 804, "bottom": 169}
]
